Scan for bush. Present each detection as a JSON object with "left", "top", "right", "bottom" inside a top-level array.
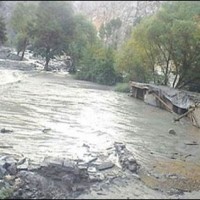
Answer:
[
  {"left": 75, "top": 46, "right": 118, "bottom": 86},
  {"left": 114, "top": 82, "right": 130, "bottom": 93}
]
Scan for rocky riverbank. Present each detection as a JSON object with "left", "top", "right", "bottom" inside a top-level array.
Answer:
[
  {"left": 0, "top": 142, "right": 141, "bottom": 199},
  {"left": 1, "top": 141, "right": 200, "bottom": 199}
]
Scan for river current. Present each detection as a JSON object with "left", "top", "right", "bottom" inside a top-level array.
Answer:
[
  {"left": 0, "top": 66, "right": 199, "bottom": 163},
  {"left": 0, "top": 64, "right": 200, "bottom": 198}
]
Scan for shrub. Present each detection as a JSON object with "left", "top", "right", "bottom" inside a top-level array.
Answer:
[{"left": 114, "top": 82, "right": 130, "bottom": 93}]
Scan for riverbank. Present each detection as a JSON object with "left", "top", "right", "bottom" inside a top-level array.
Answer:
[{"left": 1, "top": 141, "right": 200, "bottom": 199}]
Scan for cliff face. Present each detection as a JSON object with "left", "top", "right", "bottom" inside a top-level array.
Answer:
[
  {"left": 74, "top": 1, "right": 161, "bottom": 29},
  {"left": 0, "top": 1, "right": 162, "bottom": 48},
  {"left": 73, "top": 1, "right": 162, "bottom": 47}
]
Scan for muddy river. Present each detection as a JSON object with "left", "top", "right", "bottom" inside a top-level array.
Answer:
[{"left": 0, "top": 63, "right": 200, "bottom": 198}]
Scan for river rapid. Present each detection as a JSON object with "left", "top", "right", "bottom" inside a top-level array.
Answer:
[{"left": 0, "top": 59, "right": 200, "bottom": 198}]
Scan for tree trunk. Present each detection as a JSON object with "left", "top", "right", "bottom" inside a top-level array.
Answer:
[
  {"left": 172, "top": 62, "right": 179, "bottom": 88},
  {"left": 172, "top": 73, "right": 178, "bottom": 88},
  {"left": 164, "top": 54, "right": 171, "bottom": 86},
  {"left": 20, "top": 49, "right": 25, "bottom": 61},
  {"left": 44, "top": 47, "right": 50, "bottom": 71},
  {"left": 20, "top": 39, "right": 27, "bottom": 61}
]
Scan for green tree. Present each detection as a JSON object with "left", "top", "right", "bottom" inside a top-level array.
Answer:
[
  {"left": 76, "top": 42, "right": 118, "bottom": 85},
  {"left": 68, "top": 14, "right": 97, "bottom": 68},
  {"left": 99, "top": 18, "right": 122, "bottom": 49},
  {"left": 117, "top": 1, "right": 200, "bottom": 90},
  {"left": 144, "top": 1, "right": 200, "bottom": 89},
  {"left": 33, "top": 1, "right": 74, "bottom": 71},
  {"left": 0, "top": 16, "right": 7, "bottom": 45},
  {"left": 10, "top": 2, "right": 37, "bottom": 60},
  {"left": 166, "top": 2, "right": 200, "bottom": 89},
  {"left": 115, "top": 37, "right": 151, "bottom": 83}
]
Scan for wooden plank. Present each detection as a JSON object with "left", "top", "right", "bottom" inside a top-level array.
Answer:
[
  {"left": 174, "top": 108, "right": 195, "bottom": 122},
  {"left": 152, "top": 92, "right": 177, "bottom": 115}
]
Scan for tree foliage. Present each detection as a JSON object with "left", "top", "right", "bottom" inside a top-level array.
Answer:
[
  {"left": 116, "top": 1, "right": 200, "bottom": 90},
  {"left": 68, "top": 14, "right": 97, "bottom": 67},
  {"left": 0, "top": 16, "right": 7, "bottom": 45},
  {"left": 32, "top": 1, "right": 74, "bottom": 70},
  {"left": 99, "top": 18, "right": 122, "bottom": 49},
  {"left": 10, "top": 2, "right": 37, "bottom": 60},
  {"left": 76, "top": 42, "right": 118, "bottom": 85},
  {"left": 115, "top": 36, "right": 151, "bottom": 83}
]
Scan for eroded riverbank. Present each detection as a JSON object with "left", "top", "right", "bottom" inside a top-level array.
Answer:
[{"left": 0, "top": 64, "right": 200, "bottom": 198}]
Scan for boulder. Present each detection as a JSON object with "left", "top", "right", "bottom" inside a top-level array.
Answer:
[
  {"left": 0, "top": 166, "right": 6, "bottom": 178},
  {"left": 0, "top": 128, "right": 13, "bottom": 133},
  {"left": 7, "top": 163, "right": 17, "bottom": 175},
  {"left": 17, "top": 159, "right": 29, "bottom": 170},
  {"left": 61, "top": 174, "right": 75, "bottom": 185},
  {"left": 168, "top": 129, "right": 176, "bottom": 135},
  {"left": 114, "top": 142, "right": 140, "bottom": 173},
  {"left": 97, "top": 161, "right": 114, "bottom": 171}
]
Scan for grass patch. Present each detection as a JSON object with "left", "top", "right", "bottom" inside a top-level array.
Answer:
[{"left": 114, "top": 82, "right": 130, "bottom": 93}]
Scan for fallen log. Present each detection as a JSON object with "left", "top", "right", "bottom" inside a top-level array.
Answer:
[{"left": 174, "top": 108, "right": 195, "bottom": 122}]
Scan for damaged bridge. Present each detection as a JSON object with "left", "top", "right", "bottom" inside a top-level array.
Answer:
[{"left": 130, "top": 81, "right": 200, "bottom": 128}]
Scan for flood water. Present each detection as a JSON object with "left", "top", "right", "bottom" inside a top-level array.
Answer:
[
  {"left": 0, "top": 67, "right": 199, "bottom": 162},
  {"left": 0, "top": 65, "right": 200, "bottom": 197}
]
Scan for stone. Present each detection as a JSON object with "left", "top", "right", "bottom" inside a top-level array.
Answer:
[
  {"left": 166, "top": 174, "right": 178, "bottom": 179},
  {"left": 4, "top": 175, "right": 15, "bottom": 183},
  {"left": 72, "top": 185, "right": 86, "bottom": 192},
  {"left": 0, "top": 155, "right": 7, "bottom": 161},
  {"left": 42, "top": 128, "right": 51, "bottom": 133},
  {"left": 5, "top": 157, "right": 17, "bottom": 166},
  {"left": 0, "top": 166, "right": 6, "bottom": 178},
  {"left": 26, "top": 191, "right": 33, "bottom": 198},
  {"left": 62, "top": 174, "right": 75, "bottom": 185},
  {"left": 7, "top": 163, "right": 17, "bottom": 175},
  {"left": 128, "top": 157, "right": 136, "bottom": 164},
  {"left": 17, "top": 158, "right": 26, "bottom": 166},
  {"left": 63, "top": 160, "right": 75, "bottom": 171},
  {"left": 168, "top": 129, "right": 176, "bottom": 135},
  {"left": 87, "top": 167, "right": 97, "bottom": 173},
  {"left": 89, "top": 173, "right": 104, "bottom": 182},
  {"left": 78, "top": 164, "right": 88, "bottom": 170},
  {"left": 0, "top": 128, "right": 13, "bottom": 133},
  {"left": 97, "top": 162, "right": 114, "bottom": 171},
  {"left": 28, "top": 165, "right": 41, "bottom": 171},
  {"left": 17, "top": 159, "right": 29, "bottom": 170},
  {"left": 0, "top": 159, "right": 6, "bottom": 168},
  {"left": 40, "top": 161, "right": 48, "bottom": 167},
  {"left": 14, "top": 178, "right": 24, "bottom": 189},
  {"left": 45, "top": 157, "right": 63, "bottom": 167},
  {"left": 128, "top": 164, "right": 137, "bottom": 172},
  {"left": 85, "top": 157, "right": 98, "bottom": 164},
  {"left": 18, "top": 188, "right": 23, "bottom": 195},
  {"left": 0, "top": 180, "right": 5, "bottom": 188},
  {"left": 82, "top": 143, "right": 90, "bottom": 148}
]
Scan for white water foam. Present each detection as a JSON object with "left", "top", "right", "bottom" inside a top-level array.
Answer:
[{"left": 0, "top": 69, "right": 25, "bottom": 85}]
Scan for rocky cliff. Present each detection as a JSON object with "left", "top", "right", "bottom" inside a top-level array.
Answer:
[
  {"left": 0, "top": 1, "right": 162, "bottom": 48},
  {"left": 73, "top": 1, "right": 162, "bottom": 47}
]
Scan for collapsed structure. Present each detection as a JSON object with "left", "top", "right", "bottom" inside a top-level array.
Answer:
[{"left": 130, "top": 81, "right": 200, "bottom": 128}]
